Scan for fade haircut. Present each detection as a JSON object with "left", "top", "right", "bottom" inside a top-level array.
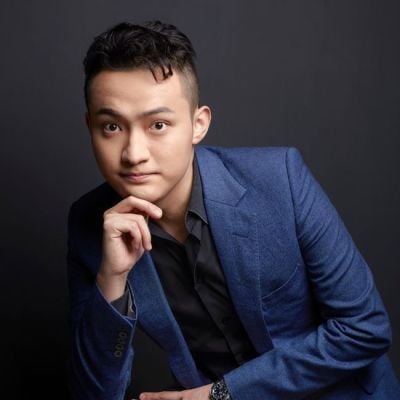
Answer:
[{"left": 83, "top": 21, "right": 199, "bottom": 112}]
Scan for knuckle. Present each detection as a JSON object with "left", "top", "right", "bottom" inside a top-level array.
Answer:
[
  {"left": 103, "top": 221, "right": 113, "bottom": 231},
  {"left": 103, "top": 209, "right": 116, "bottom": 220},
  {"left": 103, "top": 219, "right": 112, "bottom": 229},
  {"left": 130, "top": 220, "right": 139, "bottom": 232},
  {"left": 131, "top": 222, "right": 141, "bottom": 234},
  {"left": 135, "top": 214, "right": 146, "bottom": 224}
]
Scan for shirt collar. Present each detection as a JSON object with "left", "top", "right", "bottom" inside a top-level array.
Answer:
[{"left": 186, "top": 154, "right": 208, "bottom": 224}]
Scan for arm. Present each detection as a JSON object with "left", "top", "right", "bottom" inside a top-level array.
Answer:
[
  {"left": 66, "top": 195, "right": 162, "bottom": 400},
  {"left": 223, "top": 147, "right": 392, "bottom": 399},
  {"left": 66, "top": 208, "right": 137, "bottom": 400}
]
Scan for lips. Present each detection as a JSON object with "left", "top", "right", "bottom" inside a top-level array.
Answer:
[
  {"left": 121, "top": 172, "right": 151, "bottom": 176},
  {"left": 120, "top": 172, "right": 156, "bottom": 183}
]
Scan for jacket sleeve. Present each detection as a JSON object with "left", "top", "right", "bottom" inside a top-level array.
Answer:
[
  {"left": 66, "top": 203, "right": 137, "bottom": 400},
  {"left": 223, "top": 147, "right": 392, "bottom": 399}
]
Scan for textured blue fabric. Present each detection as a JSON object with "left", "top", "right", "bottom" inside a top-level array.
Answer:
[{"left": 66, "top": 145, "right": 400, "bottom": 399}]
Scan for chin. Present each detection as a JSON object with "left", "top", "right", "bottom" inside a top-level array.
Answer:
[
  {"left": 106, "top": 178, "right": 151, "bottom": 200},
  {"left": 123, "top": 186, "right": 162, "bottom": 203}
]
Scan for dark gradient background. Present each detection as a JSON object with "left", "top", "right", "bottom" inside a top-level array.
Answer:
[{"left": 0, "top": 1, "right": 399, "bottom": 398}]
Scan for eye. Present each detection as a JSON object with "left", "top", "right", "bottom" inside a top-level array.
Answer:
[
  {"left": 150, "top": 121, "right": 168, "bottom": 132},
  {"left": 103, "top": 123, "right": 121, "bottom": 134}
]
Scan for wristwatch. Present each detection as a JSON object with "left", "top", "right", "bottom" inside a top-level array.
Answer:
[{"left": 209, "top": 378, "right": 230, "bottom": 400}]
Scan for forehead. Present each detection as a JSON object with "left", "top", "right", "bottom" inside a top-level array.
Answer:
[{"left": 88, "top": 69, "right": 190, "bottom": 113}]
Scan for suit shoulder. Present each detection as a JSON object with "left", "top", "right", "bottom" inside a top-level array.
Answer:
[
  {"left": 198, "top": 145, "right": 298, "bottom": 164},
  {"left": 197, "top": 145, "right": 302, "bottom": 178},
  {"left": 197, "top": 146, "right": 308, "bottom": 198}
]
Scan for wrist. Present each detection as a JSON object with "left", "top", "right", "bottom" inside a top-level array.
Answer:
[{"left": 96, "top": 270, "right": 128, "bottom": 302}]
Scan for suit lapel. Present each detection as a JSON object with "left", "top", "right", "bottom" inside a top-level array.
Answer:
[
  {"left": 196, "top": 146, "right": 274, "bottom": 354},
  {"left": 128, "top": 252, "right": 208, "bottom": 387}
]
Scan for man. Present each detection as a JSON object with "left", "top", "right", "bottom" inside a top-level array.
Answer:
[{"left": 66, "top": 21, "right": 400, "bottom": 399}]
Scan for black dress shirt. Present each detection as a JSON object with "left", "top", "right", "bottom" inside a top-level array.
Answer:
[
  {"left": 112, "top": 156, "right": 257, "bottom": 382},
  {"left": 148, "top": 156, "right": 257, "bottom": 381}
]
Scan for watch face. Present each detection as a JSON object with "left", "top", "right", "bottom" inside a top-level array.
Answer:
[{"left": 211, "top": 380, "right": 229, "bottom": 400}]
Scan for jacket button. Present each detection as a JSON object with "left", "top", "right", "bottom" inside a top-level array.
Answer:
[{"left": 115, "top": 343, "right": 124, "bottom": 351}]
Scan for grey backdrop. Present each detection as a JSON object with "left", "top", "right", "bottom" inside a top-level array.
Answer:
[{"left": 0, "top": 1, "right": 399, "bottom": 399}]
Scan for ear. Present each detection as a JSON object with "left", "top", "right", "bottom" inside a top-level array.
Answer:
[{"left": 192, "top": 105, "right": 211, "bottom": 145}]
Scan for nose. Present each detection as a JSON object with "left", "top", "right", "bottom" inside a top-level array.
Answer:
[{"left": 121, "top": 130, "right": 150, "bottom": 165}]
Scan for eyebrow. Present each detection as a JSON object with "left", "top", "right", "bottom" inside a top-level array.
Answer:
[{"left": 94, "top": 106, "right": 175, "bottom": 118}]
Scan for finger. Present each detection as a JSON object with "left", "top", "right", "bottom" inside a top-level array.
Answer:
[
  {"left": 110, "top": 214, "right": 152, "bottom": 251},
  {"left": 139, "top": 391, "right": 183, "bottom": 400},
  {"left": 126, "top": 221, "right": 142, "bottom": 250},
  {"left": 131, "top": 214, "right": 152, "bottom": 251},
  {"left": 104, "top": 217, "right": 142, "bottom": 248},
  {"left": 107, "top": 195, "right": 162, "bottom": 219}
]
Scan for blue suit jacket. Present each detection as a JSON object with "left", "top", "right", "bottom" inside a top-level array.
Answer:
[{"left": 66, "top": 146, "right": 400, "bottom": 399}]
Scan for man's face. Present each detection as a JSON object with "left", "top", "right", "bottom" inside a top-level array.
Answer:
[{"left": 86, "top": 68, "right": 210, "bottom": 208}]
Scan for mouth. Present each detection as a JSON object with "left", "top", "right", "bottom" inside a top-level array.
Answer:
[{"left": 119, "top": 172, "right": 156, "bottom": 183}]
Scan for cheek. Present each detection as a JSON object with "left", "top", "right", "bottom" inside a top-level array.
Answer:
[
  {"left": 92, "top": 141, "right": 119, "bottom": 168},
  {"left": 162, "top": 130, "right": 193, "bottom": 157},
  {"left": 157, "top": 144, "right": 192, "bottom": 169}
]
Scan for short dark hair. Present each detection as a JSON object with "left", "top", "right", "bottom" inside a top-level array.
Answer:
[{"left": 83, "top": 21, "right": 199, "bottom": 111}]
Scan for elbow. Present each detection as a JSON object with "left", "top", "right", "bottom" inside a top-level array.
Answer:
[
  {"left": 367, "top": 290, "right": 393, "bottom": 357},
  {"left": 373, "top": 313, "right": 392, "bottom": 357},
  {"left": 351, "top": 306, "right": 392, "bottom": 361},
  {"left": 352, "top": 282, "right": 393, "bottom": 359},
  {"left": 331, "top": 301, "right": 392, "bottom": 364}
]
